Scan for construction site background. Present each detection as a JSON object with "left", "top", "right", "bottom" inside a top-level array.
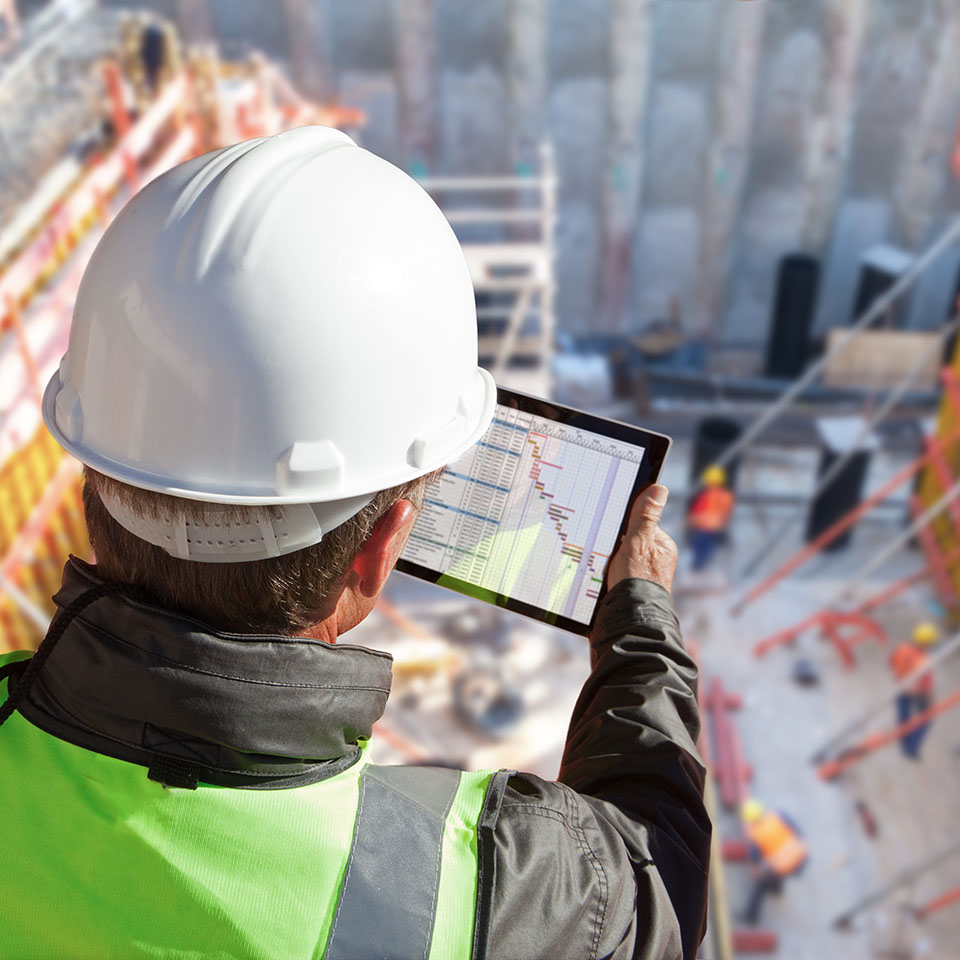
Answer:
[{"left": 3, "top": 1, "right": 960, "bottom": 958}]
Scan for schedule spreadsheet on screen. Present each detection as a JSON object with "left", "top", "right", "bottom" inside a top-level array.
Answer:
[{"left": 401, "top": 404, "right": 645, "bottom": 625}]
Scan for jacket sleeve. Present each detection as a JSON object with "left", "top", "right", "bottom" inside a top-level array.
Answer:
[{"left": 476, "top": 579, "right": 710, "bottom": 960}]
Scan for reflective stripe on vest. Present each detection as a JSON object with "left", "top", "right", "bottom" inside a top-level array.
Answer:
[
  {"left": 746, "top": 812, "right": 807, "bottom": 876},
  {"left": 0, "top": 652, "right": 494, "bottom": 960},
  {"left": 326, "top": 765, "right": 460, "bottom": 959}
]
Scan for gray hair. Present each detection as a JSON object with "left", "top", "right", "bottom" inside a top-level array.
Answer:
[{"left": 82, "top": 467, "right": 434, "bottom": 634}]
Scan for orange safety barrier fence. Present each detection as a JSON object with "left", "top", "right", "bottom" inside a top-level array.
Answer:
[
  {"left": 0, "top": 69, "right": 191, "bottom": 655},
  {"left": 0, "top": 52, "right": 365, "bottom": 654},
  {"left": 915, "top": 363, "right": 960, "bottom": 605},
  {"left": 0, "top": 428, "right": 89, "bottom": 652}
]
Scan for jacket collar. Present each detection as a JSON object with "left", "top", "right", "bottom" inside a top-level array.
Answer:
[{"left": 16, "top": 558, "right": 394, "bottom": 788}]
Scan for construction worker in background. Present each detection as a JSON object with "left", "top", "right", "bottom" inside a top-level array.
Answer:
[
  {"left": 740, "top": 798, "right": 808, "bottom": 926},
  {"left": 687, "top": 464, "right": 735, "bottom": 570},
  {"left": 0, "top": 128, "right": 710, "bottom": 959},
  {"left": 889, "top": 621, "right": 938, "bottom": 760}
]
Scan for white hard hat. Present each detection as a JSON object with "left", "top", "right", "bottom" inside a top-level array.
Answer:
[{"left": 43, "top": 126, "right": 496, "bottom": 561}]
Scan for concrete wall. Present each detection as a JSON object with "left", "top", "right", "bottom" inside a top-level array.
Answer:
[{"left": 109, "top": 0, "right": 960, "bottom": 361}]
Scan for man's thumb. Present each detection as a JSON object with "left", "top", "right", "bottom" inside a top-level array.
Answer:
[{"left": 634, "top": 484, "right": 668, "bottom": 534}]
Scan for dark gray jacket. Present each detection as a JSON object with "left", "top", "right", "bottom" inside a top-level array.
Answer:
[
  {"left": 13, "top": 559, "right": 709, "bottom": 959},
  {"left": 479, "top": 578, "right": 710, "bottom": 960}
]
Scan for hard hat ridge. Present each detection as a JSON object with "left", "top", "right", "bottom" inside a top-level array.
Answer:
[{"left": 172, "top": 128, "right": 355, "bottom": 282}]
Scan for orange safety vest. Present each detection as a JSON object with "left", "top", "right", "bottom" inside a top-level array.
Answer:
[
  {"left": 689, "top": 487, "right": 734, "bottom": 533},
  {"left": 890, "top": 643, "right": 933, "bottom": 695},
  {"left": 745, "top": 812, "right": 807, "bottom": 876}
]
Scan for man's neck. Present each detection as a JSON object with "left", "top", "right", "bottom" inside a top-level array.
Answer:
[
  {"left": 297, "top": 588, "right": 375, "bottom": 644},
  {"left": 301, "top": 618, "right": 340, "bottom": 644}
]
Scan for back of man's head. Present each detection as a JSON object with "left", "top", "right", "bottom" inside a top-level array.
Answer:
[{"left": 81, "top": 468, "right": 433, "bottom": 633}]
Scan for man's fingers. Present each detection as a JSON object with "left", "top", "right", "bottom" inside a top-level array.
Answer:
[{"left": 631, "top": 484, "right": 669, "bottom": 536}]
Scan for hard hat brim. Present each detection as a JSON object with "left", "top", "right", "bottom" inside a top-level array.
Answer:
[{"left": 43, "top": 365, "right": 498, "bottom": 506}]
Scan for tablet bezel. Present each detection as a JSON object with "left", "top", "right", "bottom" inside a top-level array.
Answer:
[{"left": 395, "top": 386, "right": 672, "bottom": 636}]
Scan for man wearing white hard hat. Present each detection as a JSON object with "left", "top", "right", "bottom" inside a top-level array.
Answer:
[{"left": 0, "top": 128, "right": 709, "bottom": 959}]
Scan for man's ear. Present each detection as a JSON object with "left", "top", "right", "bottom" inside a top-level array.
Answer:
[{"left": 350, "top": 499, "right": 417, "bottom": 599}]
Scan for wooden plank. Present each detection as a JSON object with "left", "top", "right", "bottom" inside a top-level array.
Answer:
[{"left": 822, "top": 329, "right": 941, "bottom": 391}]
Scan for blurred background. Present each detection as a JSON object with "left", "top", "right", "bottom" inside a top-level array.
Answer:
[{"left": 3, "top": 0, "right": 960, "bottom": 956}]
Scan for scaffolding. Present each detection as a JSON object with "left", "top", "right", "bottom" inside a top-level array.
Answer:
[
  {"left": 418, "top": 143, "right": 557, "bottom": 399},
  {"left": 0, "top": 6, "right": 363, "bottom": 652}
]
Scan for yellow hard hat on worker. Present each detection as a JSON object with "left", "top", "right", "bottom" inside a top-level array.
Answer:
[
  {"left": 702, "top": 465, "right": 727, "bottom": 487},
  {"left": 912, "top": 622, "right": 939, "bottom": 646},
  {"left": 740, "top": 798, "right": 765, "bottom": 824}
]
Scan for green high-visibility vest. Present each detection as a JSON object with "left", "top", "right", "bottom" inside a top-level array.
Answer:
[{"left": 0, "top": 651, "right": 494, "bottom": 959}]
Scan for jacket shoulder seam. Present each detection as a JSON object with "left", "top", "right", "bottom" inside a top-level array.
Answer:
[
  {"left": 567, "top": 794, "right": 608, "bottom": 960},
  {"left": 500, "top": 798, "right": 608, "bottom": 960}
]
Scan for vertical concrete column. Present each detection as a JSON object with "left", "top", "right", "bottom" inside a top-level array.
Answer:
[
  {"left": 506, "top": 0, "right": 546, "bottom": 174},
  {"left": 601, "top": 0, "right": 653, "bottom": 332},
  {"left": 892, "top": 0, "right": 960, "bottom": 250},
  {"left": 798, "top": 0, "right": 871, "bottom": 252},
  {"left": 394, "top": 0, "right": 436, "bottom": 173},
  {"left": 695, "top": 0, "right": 767, "bottom": 338},
  {"left": 282, "top": 0, "right": 332, "bottom": 102}
]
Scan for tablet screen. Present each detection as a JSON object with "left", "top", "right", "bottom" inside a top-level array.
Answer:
[{"left": 397, "top": 388, "right": 671, "bottom": 635}]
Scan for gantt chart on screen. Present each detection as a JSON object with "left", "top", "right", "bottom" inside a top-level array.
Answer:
[{"left": 401, "top": 405, "right": 645, "bottom": 624}]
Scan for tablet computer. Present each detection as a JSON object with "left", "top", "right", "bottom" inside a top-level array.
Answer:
[{"left": 396, "top": 387, "right": 672, "bottom": 636}]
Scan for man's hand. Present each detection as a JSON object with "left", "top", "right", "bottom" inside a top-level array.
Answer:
[{"left": 606, "top": 483, "right": 677, "bottom": 594}]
